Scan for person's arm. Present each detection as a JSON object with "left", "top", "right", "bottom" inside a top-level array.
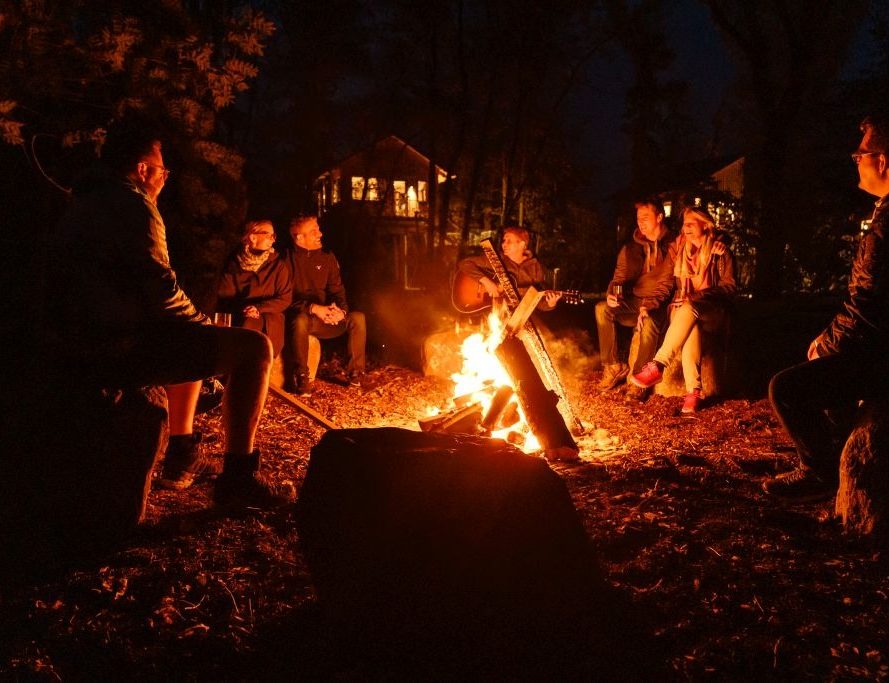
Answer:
[
  {"left": 124, "top": 195, "right": 208, "bottom": 324},
  {"left": 640, "top": 239, "right": 678, "bottom": 310},
  {"left": 818, "top": 228, "right": 889, "bottom": 356},
  {"left": 325, "top": 253, "right": 349, "bottom": 313},
  {"left": 256, "top": 257, "right": 293, "bottom": 314},
  {"left": 692, "top": 248, "right": 738, "bottom": 304}
]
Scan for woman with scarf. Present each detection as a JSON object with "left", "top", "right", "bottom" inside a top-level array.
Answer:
[
  {"left": 629, "top": 206, "right": 737, "bottom": 413},
  {"left": 217, "top": 220, "right": 292, "bottom": 357}
]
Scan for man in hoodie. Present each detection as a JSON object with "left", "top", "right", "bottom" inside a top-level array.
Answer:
[{"left": 594, "top": 198, "right": 675, "bottom": 399}]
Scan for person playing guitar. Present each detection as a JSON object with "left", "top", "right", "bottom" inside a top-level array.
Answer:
[{"left": 454, "top": 226, "right": 563, "bottom": 314}]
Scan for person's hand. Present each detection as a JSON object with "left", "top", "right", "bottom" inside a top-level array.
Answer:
[
  {"left": 636, "top": 306, "right": 649, "bottom": 331},
  {"left": 326, "top": 303, "right": 346, "bottom": 325},
  {"left": 712, "top": 241, "right": 727, "bottom": 256},
  {"left": 243, "top": 305, "right": 260, "bottom": 319},
  {"left": 544, "top": 290, "right": 562, "bottom": 308},
  {"left": 606, "top": 293, "right": 620, "bottom": 308},
  {"left": 479, "top": 276, "right": 501, "bottom": 298}
]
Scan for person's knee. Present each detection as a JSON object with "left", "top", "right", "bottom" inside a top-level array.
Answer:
[
  {"left": 594, "top": 300, "right": 612, "bottom": 324},
  {"left": 234, "top": 327, "right": 273, "bottom": 369},
  {"left": 348, "top": 310, "right": 366, "bottom": 332}
]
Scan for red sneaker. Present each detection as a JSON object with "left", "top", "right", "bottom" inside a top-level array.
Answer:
[
  {"left": 681, "top": 389, "right": 702, "bottom": 414},
  {"left": 630, "top": 361, "right": 663, "bottom": 389}
]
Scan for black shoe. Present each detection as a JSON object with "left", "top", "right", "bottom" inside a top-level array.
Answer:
[
  {"left": 286, "top": 374, "right": 312, "bottom": 397},
  {"left": 762, "top": 468, "right": 834, "bottom": 502},
  {"left": 196, "top": 377, "right": 225, "bottom": 415},
  {"left": 213, "top": 450, "right": 296, "bottom": 510},
  {"left": 158, "top": 432, "right": 222, "bottom": 490}
]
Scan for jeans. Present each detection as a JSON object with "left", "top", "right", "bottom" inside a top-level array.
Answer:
[
  {"left": 653, "top": 301, "right": 727, "bottom": 393},
  {"left": 285, "top": 310, "right": 366, "bottom": 379},
  {"left": 594, "top": 297, "right": 665, "bottom": 373},
  {"left": 769, "top": 349, "right": 889, "bottom": 484}
]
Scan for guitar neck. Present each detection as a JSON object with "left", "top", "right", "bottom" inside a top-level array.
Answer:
[{"left": 480, "top": 239, "right": 521, "bottom": 307}]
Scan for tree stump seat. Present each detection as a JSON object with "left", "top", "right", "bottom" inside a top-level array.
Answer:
[
  {"left": 836, "top": 399, "right": 889, "bottom": 539},
  {"left": 270, "top": 334, "right": 320, "bottom": 388},
  {"left": 3, "top": 378, "right": 167, "bottom": 570}
]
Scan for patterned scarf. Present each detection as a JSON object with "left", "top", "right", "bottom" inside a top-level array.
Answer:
[
  {"left": 674, "top": 234, "right": 715, "bottom": 299},
  {"left": 237, "top": 245, "right": 274, "bottom": 272}
]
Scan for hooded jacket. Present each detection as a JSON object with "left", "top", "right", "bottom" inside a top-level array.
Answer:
[{"left": 608, "top": 227, "right": 676, "bottom": 310}]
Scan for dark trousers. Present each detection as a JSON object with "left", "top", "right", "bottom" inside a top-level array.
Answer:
[
  {"left": 594, "top": 297, "right": 665, "bottom": 373},
  {"left": 769, "top": 350, "right": 889, "bottom": 484},
  {"left": 284, "top": 310, "right": 366, "bottom": 379}
]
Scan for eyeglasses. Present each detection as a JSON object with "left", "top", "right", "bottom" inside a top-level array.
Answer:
[
  {"left": 142, "top": 162, "right": 171, "bottom": 178},
  {"left": 851, "top": 151, "right": 883, "bottom": 164}
]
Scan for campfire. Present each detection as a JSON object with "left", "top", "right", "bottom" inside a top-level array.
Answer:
[
  {"left": 421, "top": 312, "right": 541, "bottom": 451},
  {"left": 420, "top": 299, "right": 580, "bottom": 461}
]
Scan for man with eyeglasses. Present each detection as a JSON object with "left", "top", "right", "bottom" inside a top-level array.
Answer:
[
  {"left": 53, "top": 118, "right": 294, "bottom": 510},
  {"left": 763, "top": 111, "right": 889, "bottom": 501}
]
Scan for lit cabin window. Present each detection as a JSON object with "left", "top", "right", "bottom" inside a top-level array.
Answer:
[
  {"left": 366, "top": 177, "right": 379, "bottom": 201},
  {"left": 694, "top": 197, "right": 702, "bottom": 207},
  {"left": 394, "top": 180, "right": 407, "bottom": 215},
  {"left": 418, "top": 180, "right": 427, "bottom": 203},
  {"left": 407, "top": 185, "right": 418, "bottom": 215},
  {"left": 331, "top": 178, "right": 340, "bottom": 204},
  {"left": 351, "top": 176, "right": 365, "bottom": 200},
  {"left": 663, "top": 200, "right": 672, "bottom": 218}
]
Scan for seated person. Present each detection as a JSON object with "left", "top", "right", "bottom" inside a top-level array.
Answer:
[
  {"left": 456, "top": 225, "right": 562, "bottom": 311},
  {"left": 283, "top": 215, "right": 366, "bottom": 396},
  {"left": 595, "top": 198, "right": 675, "bottom": 398},
  {"left": 217, "top": 220, "right": 291, "bottom": 357},
  {"left": 629, "top": 206, "right": 737, "bottom": 413},
  {"left": 51, "top": 119, "right": 292, "bottom": 509}
]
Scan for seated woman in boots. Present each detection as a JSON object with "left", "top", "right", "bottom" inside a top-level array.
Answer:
[
  {"left": 217, "top": 220, "right": 292, "bottom": 357},
  {"left": 628, "top": 206, "right": 737, "bottom": 413}
]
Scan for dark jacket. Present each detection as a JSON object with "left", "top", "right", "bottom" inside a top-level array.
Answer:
[
  {"left": 218, "top": 249, "right": 291, "bottom": 353},
  {"left": 285, "top": 246, "right": 349, "bottom": 314},
  {"left": 609, "top": 227, "right": 676, "bottom": 311},
  {"left": 52, "top": 173, "right": 208, "bottom": 355},
  {"left": 818, "top": 199, "right": 889, "bottom": 356},
  {"left": 458, "top": 251, "right": 556, "bottom": 310}
]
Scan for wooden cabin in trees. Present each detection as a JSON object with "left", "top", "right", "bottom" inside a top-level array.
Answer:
[{"left": 313, "top": 135, "right": 451, "bottom": 291}]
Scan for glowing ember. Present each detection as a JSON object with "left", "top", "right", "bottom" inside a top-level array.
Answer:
[{"left": 447, "top": 312, "right": 540, "bottom": 452}]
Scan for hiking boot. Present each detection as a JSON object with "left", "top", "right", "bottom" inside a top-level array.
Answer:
[
  {"left": 213, "top": 450, "right": 296, "bottom": 510},
  {"left": 630, "top": 361, "right": 664, "bottom": 389},
  {"left": 285, "top": 373, "right": 312, "bottom": 397},
  {"left": 681, "top": 389, "right": 702, "bottom": 414},
  {"left": 158, "top": 432, "right": 221, "bottom": 490},
  {"left": 625, "top": 384, "right": 649, "bottom": 402},
  {"left": 598, "top": 363, "right": 629, "bottom": 390},
  {"left": 762, "top": 468, "right": 834, "bottom": 503}
]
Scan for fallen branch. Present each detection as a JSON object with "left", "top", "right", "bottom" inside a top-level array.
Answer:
[{"left": 269, "top": 385, "right": 340, "bottom": 430}]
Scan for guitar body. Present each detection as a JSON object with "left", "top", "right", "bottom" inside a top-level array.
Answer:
[
  {"left": 451, "top": 269, "right": 585, "bottom": 314},
  {"left": 451, "top": 270, "right": 493, "bottom": 313}
]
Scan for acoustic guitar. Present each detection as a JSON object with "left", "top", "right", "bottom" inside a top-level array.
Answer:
[{"left": 451, "top": 269, "right": 585, "bottom": 314}]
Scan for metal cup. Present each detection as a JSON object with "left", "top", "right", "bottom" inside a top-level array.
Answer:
[
  {"left": 612, "top": 284, "right": 623, "bottom": 298},
  {"left": 214, "top": 312, "right": 231, "bottom": 327}
]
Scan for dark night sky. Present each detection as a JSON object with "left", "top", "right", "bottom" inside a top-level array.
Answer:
[{"left": 578, "top": 0, "right": 879, "bottom": 200}]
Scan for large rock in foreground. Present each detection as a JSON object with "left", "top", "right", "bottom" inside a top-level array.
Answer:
[
  {"left": 836, "top": 401, "right": 889, "bottom": 539},
  {"left": 296, "top": 427, "right": 656, "bottom": 676}
]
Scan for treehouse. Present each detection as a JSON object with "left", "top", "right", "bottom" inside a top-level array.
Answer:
[{"left": 313, "top": 135, "right": 454, "bottom": 292}]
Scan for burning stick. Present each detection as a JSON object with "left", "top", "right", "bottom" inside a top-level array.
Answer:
[{"left": 495, "top": 335, "right": 577, "bottom": 458}]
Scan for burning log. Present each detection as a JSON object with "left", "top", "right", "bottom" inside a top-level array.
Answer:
[
  {"left": 419, "top": 402, "right": 484, "bottom": 435},
  {"left": 481, "top": 385, "right": 515, "bottom": 431},
  {"left": 496, "top": 334, "right": 577, "bottom": 459}
]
